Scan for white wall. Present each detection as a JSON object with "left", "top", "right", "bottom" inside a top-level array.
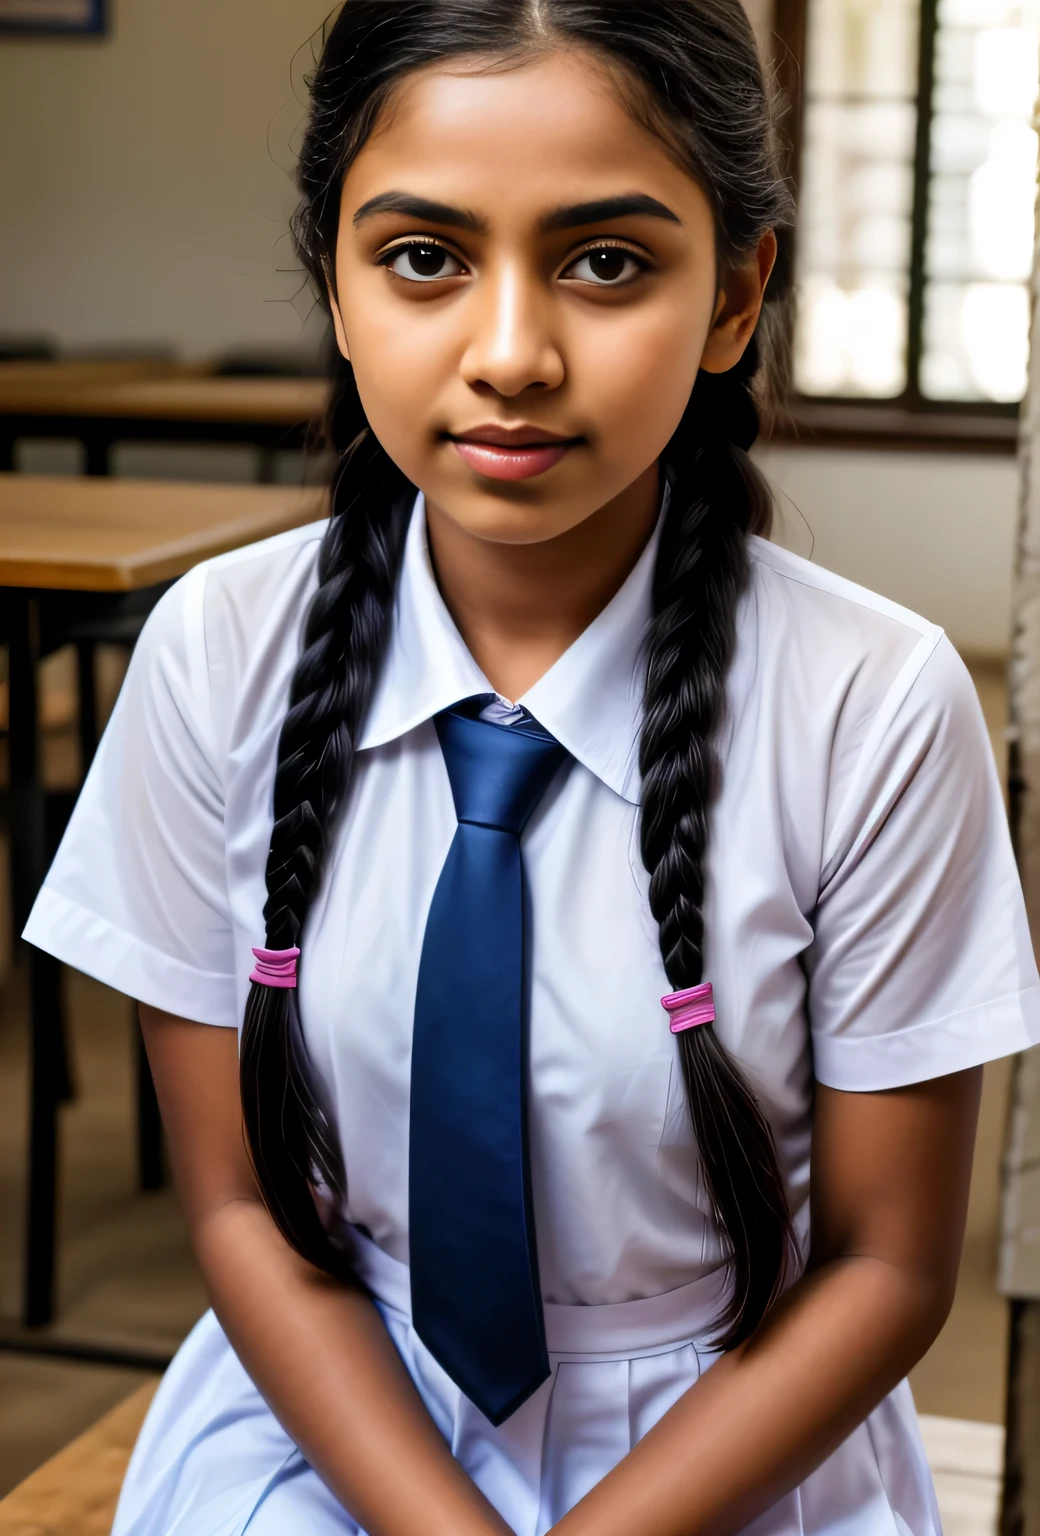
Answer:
[
  {"left": 756, "top": 445, "right": 1019, "bottom": 657},
  {"left": 0, "top": 0, "right": 774, "bottom": 360},
  {"left": 0, "top": 0, "right": 333, "bottom": 357},
  {"left": 743, "top": 0, "right": 774, "bottom": 53}
]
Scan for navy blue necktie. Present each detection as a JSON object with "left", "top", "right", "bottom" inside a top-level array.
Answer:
[{"left": 409, "top": 701, "right": 567, "bottom": 1425}]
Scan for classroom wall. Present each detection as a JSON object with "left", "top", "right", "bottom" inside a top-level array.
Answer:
[
  {"left": 0, "top": 0, "right": 1022, "bottom": 655},
  {"left": 0, "top": 0, "right": 333, "bottom": 358},
  {"left": 743, "top": 0, "right": 773, "bottom": 52},
  {"left": 0, "top": 0, "right": 777, "bottom": 362}
]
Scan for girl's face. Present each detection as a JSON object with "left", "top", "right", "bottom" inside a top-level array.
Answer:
[{"left": 331, "top": 48, "right": 774, "bottom": 548}]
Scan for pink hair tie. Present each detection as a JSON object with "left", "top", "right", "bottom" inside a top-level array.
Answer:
[
  {"left": 249, "top": 947, "right": 300, "bottom": 989},
  {"left": 661, "top": 982, "right": 715, "bottom": 1034}
]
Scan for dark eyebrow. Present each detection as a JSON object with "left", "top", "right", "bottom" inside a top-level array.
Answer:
[
  {"left": 539, "top": 194, "right": 682, "bottom": 231},
  {"left": 352, "top": 190, "right": 681, "bottom": 237},
  {"left": 352, "top": 192, "right": 488, "bottom": 234}
]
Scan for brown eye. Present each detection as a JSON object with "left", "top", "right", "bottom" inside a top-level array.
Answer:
[
  {"left": 564, "top": 247, "right": 645, "bottom": 286},
  {"left": 385, "top": 242, "right": 465, "bottom": 282},
  {"left": 589, "top": 250, "right": 626, "bottom": 282}
]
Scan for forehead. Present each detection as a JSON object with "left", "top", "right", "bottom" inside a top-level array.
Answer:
[{"left": 342, "top": 49, "right": 706, "bottom": 223}]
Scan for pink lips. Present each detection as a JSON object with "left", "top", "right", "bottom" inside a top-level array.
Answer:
[
  {"left": 453, "top": 440, "right": 572, "bottom": 481},
  {"left": 449, "top": 425, "right": 580, "bottom": 482}
]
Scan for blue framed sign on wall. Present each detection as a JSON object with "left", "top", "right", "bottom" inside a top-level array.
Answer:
[{"left": 0, "top": 0, "right": 106, "bottom": 33}]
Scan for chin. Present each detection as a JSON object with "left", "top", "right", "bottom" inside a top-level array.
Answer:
[{"left": 436, "top": 489, "right": 596, "bottom": 548}]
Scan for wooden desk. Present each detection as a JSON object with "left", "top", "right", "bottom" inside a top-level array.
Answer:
[
  {"left": 0, "top": 360, "right": 215, "bottom": 419},
  {"left": 0, "top": 359, "right": 211, "bottom": 393},
  {"left": 0, "top": 374, "right": 331, "bottom": 475},
  {"left": 0, "top": 473, "right": 326, "bottom": 589},
  {"left": 2, "top": 475, "right": 327, "bottom": 1333}
]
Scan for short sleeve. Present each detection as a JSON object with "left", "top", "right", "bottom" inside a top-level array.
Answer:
[
  {"left": 806, "top": 634, "right": 1040, "bottom": 1091},
  {"left": 23, "top": 565, "right": 238, "bottom": 1026}
]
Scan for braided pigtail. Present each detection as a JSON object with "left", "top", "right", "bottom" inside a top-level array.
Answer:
[
  {"left": 641, "top": 345, "right": 794, "bottom": 1349},
  {"left": 240, "top": 381, "right": 410, "bottom": 1273}
]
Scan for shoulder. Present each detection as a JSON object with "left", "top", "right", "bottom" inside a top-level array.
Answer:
[
  {"left": 152, "top": 513, "right": 326, "bottom": 640},
  {"left": 742, "top": 534, "right": 952, "bottom": 719},
  {"left": 738, "top": 538, "right": 984, "bottom": 862},
  {"left": 746, "top": 535, "right": 940, "bottom": 654},
  {"left": 131, "top": 517, "right": 328, "bottom": 753},
  {"left": 143, "top": 517, "right": 326, "bottom": 648}
]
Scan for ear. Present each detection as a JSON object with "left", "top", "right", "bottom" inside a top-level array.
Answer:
[
  {"left": 327, "top": 276, "right": 351, "bottom": 362},
  {"left": 700, "top": 230, "right": 777, "bottom": 376}
]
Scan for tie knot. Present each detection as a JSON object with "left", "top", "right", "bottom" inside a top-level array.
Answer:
[{"left": 436, "top": 706, "right": 567, "bottom": 836}]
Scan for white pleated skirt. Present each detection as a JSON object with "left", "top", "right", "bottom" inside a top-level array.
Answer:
[{"left": 112, "top": 1232, "right": 942, "bottom": 1536}]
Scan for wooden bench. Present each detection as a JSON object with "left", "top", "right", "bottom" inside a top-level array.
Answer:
[{"left": 0, "top": 1381, "right": 158, "bottom": 1536}]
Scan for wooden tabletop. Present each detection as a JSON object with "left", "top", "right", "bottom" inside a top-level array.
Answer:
[
  {"left": 0, "top": 358, "right": 213, "bottom": 404},
  {"left": 0, "top": 474, "right": 328, "bottom": 591},
  {"left": 0, "top": 372, "right": 330, "bottom": 424},
  {"left": 0, "top": 359, "right": 210, "bottom": 384},
  {"left": 0, "top": 1379, "right": 158, "bottom": 1536}
]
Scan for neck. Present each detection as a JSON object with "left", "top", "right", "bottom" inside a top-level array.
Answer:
[{"left": 425, "top": 464, "right": 660, "bottom": 701}]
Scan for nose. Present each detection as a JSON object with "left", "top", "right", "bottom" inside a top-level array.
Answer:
[{"left": 460, "top": 260, "right": 565, "bottom": 398}]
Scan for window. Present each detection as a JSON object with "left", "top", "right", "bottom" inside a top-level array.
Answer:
[{"left": 787, "top": 0, "right": 1040, "bottom": 413}]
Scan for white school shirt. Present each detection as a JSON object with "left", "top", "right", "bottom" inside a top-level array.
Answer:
[{"left": 25, "top": 493, "right": 1040, "bottom": 1308}]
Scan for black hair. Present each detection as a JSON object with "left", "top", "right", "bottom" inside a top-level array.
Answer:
[{"left": 243, "top": 0, "right": 795, "bottom": 1349}]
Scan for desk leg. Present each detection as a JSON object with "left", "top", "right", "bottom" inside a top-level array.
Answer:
[
  {"left": 257, "top": 446, "right": 277, "bottom": 485},
  {"left": 75, "top": 640, "right": 98, "bottom": 772},
  {"left": 83, "top": 432, "right": 110, "bottom": 478},
  {"left": 136, "top": 1026, "right": 164, "bottom": 1191},
  {"left": 10, "top": 594, "right": 63, "bottom": 1327}
]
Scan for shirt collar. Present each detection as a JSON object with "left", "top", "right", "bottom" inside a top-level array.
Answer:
[{"left": 359, "top": 492, "right": 661, "bottom": 805}]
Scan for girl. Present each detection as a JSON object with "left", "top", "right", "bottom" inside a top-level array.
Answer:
[{"left": 26, "top": 2, "right": 1040, "bottom": 1533}]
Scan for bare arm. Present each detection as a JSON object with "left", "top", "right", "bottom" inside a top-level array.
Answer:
[
  {"left": 553, "top": 1068, "right": 983, "bottom": 1536},
  {"left": 140, "top": 1004, "right": 512, "bottom": 1536}
]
